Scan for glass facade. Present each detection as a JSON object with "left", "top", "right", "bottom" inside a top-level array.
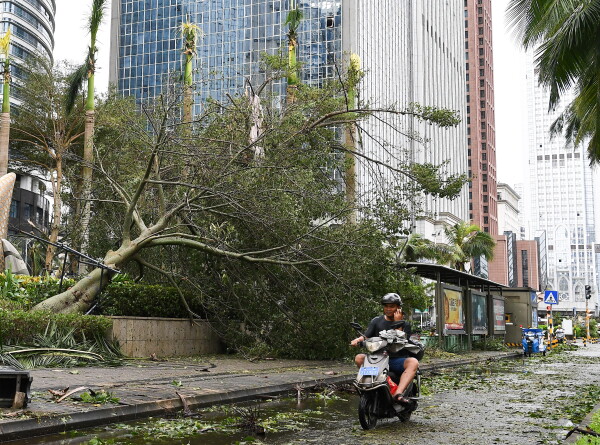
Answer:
[
  {"left": 114, "top": 0, "right": 341, "bottom": 111},
  {"left": 111, "top": 0, "right": 469, "bottom": 228}
]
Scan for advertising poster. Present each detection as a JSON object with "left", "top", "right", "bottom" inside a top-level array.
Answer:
[
  {"left": 493, "top": 298, "right": 505, "bottom": 332},
  {"left": 444, "top": 288, "right": 464, "bottom": 332},
  {"left": 471, "top": 292, "right": 487, "bottom": 334}
]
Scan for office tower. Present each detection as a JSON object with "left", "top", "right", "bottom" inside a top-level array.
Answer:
[
  {"left": 497, "top": 183, "right": 520, "bottom": 234},
  {"left": 0, "top": 0, "right": 55, "bottom": 106},
  {"left": 464, "top": 0, "right": 497, "bottom": 235},
  {"left": 109, "top": 0, "right": 469, "bottom": 231},
  {"left": 524, "top": 53, "right": 599, "bottom": 313}
]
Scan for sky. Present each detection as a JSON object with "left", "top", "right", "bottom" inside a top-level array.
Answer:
[{"left": 53, "top": 0, "right": 529, "bottom": 187}]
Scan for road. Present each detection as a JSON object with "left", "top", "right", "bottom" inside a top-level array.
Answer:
[{"left": 18, "top": 344, "right": 600, "bottom": 444}]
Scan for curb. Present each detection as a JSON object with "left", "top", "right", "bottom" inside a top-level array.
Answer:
[
  {"left": 564, "top": 400, "right": 600, "bottom": 444},
  {"left": 0, "top": 351, "right": 523, "bottom": 442}
]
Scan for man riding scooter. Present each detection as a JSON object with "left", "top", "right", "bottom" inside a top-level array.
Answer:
[{"left": 350, "top": 293, "right": 419, "bottom": 403}]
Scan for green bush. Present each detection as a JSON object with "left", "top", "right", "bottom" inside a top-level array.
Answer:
[
  {"left": 0, "top": 309, "right": 112, "bottom": 346},
  {"left": 97, "top": 280, "right": 205, "bottom": 318}
]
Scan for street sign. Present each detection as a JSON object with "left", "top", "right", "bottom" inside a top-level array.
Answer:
[{"left": 544, "top": 290, "right": 559, "bottom": 305}]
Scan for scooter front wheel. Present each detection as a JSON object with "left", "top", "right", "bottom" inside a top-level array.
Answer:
[{"left": 358, "top": 393, "right": 378, "bottom": 430}]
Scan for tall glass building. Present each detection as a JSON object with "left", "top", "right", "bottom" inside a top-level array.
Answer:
[
  {"left": 523, "top": 51, "right": 599, "bottom": 314},
  {"left": 109, "top": 0, "right": 468, "bottom": 229},
  {"left": 0, "top": 0, "right": 55, "bottom": 106}
]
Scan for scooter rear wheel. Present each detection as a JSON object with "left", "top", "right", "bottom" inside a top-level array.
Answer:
[{"left": 358, "top": 393, "right": 378, "bottom": 430}]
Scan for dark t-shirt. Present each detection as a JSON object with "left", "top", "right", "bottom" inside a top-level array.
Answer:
[{"left": 364, "top": 315, "right": 412, "bottom": 358}]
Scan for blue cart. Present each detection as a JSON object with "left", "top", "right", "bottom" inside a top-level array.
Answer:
[{"left": 522, "top": 328, "right": 547, "bottom": 357}]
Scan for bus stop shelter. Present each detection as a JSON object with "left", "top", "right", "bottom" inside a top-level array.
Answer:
[{"left": 402, "top": 263, "right": 536, "bottom": 350}]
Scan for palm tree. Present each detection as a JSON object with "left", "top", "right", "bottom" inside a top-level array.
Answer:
[
  {"left": 284, "top": 0, "right": 303, "bottom": 103},
  {"left": 442, "top": 222, "right": 495, "bottom": 272},
  {"left": 0, "top": 29, "right": 11, "bottom": 177},
  {"left": 67, "top": 0, "right": 107, "bottom": 272},
  {"left": 507, "top": 0, "right": 600, "bottom": 163},
  {"left": 180, "top": 20, "right": 201, "bottom": 126},
  {"left": 397, "top": 233, "right": 444, "bottom": 263},
  {"left": 344, "top": 54, "right": 363, "bottom": 223}
]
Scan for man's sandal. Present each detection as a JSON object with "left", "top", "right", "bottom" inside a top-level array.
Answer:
[{"left": 393, "top": 393, "right": 410, "bottom": 404}]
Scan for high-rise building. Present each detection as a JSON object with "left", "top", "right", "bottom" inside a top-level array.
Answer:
[
  {"left": 0, "top": 0, "right": 55, "bottom": 106},
  {"left": 524, "top": 52, "right": 599, "bottom": 314},
  {"left": 497, "top": 183, "right": 520, "bottom": 234},
  {"left": 464, "top": 0, "right": 498, "bottom": 235},
  {"left": 109, "top": 0, "right": 469, "bottom": 232}
]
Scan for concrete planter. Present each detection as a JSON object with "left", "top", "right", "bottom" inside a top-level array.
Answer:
[{"left": 109, "top": 316, "right": 222, "bottom": 358}]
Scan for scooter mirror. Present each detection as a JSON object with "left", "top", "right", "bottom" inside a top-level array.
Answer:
[{"left": 349, "top": 322, "right": 363, "bottom": 331}]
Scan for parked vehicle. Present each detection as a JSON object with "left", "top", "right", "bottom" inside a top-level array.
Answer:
[
  {"left": 555, "top": 327, "right": 565, "bottom": 344},
  {"left": 350, "top": 321, "right": 422, "bottom": 429},
  {"left": 522, "top": 328, "right": 546, "bottom": 357}
]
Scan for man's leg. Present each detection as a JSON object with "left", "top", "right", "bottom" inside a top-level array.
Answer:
[
  {"left": 395, "top": 357, "right": 419, "bottom": 397},
  {"left": 354, "top": 353, "right": 366, "bottom": 368}
]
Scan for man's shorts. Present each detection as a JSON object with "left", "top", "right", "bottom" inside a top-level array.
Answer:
[{"left": 389, "top": 357, "right": 409, "bottom": 375}]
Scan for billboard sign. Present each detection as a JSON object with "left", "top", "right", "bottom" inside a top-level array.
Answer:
[
  {"left": 444, "top": 287, "right": 465, "bottom": 334},
  {"left": 493, "top": 298, "right": 505, "bottom": 333},
  {"left": 471, "top": 292, "right": 488, "bottom": 335}
]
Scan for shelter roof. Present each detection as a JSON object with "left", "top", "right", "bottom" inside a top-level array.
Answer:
[{"left": 400, "top": 262, "right": 507, "bottom": 293}]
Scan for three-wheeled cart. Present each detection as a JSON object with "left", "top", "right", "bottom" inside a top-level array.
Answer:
[{"left": 522, "top": 328, "right": 546, "bottom": 357}]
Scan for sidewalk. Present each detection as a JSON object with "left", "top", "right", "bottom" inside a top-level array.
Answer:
[{"left": 0, "top": 350, "right": 521, "bottom": 442}]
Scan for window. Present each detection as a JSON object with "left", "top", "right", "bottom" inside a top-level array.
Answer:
[
  {"left": 478, "top": 27, "right": 483, "bottom": 35},
  {"left": 481, "top": 111, "right": 486, "bottom": 119},
  {"left": 483, "top": 195, "right": 488, "bottom": 202},
  {"left": 483, "top": 206, "right": 488, "bottom": 213},
  {"left": 479, "top": 48, "right": 484, "bottom": 56},
  {"left": 24, "top": 203, "right": 32, "bottom": 221},
  {"left": 479, "top": 38, "right": 483, "bottom": 45},
  {"left": 10, "top": 200, "right": 18, "bottom": 218},
  {"left": 479, "top": 79, "right": 484, "bottom": 87},
  {"left": 484, "top": 216, "right": 489, "bottom": 224},
  {"left": 482, "top": 174, "right": 487, "bottom": 181},
  {"left": 482, "top": 153, "right": 487, "bottom": 160},
  {"left": 479, "top": 69, "right": 484, "bottom": 76},
  {"left": 483, "top": 185, "right": 488, "bottom": 192}
]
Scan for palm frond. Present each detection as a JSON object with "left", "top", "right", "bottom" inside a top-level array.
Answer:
[
  {"left": 66, "top": 63, "right": 88, "bottom": 114},
  {"left": 88, "top": 0, "right": 108, "bottom": 39},
  {"left": 0, "top": 29, "right": 11, "bottom": 58}
]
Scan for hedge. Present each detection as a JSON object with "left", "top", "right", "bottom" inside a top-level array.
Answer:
[
  {"left": 0, "top": 309, "right": 112, "bottom": 346},
  {"left": 97, "top": 281, "right": 205, "bottom": 318}
]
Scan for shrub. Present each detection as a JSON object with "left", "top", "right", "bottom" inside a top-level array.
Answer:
[
  {"left": 0, "top": 309, "right": 112, "bottom": 346},
  {"left": 97, "top": 280, "right": 205, "bottom": 318}
]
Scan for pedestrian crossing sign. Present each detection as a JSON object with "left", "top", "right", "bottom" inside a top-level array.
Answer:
[{"left": 544, "top": 290, "right": 558, "bottom": 305}]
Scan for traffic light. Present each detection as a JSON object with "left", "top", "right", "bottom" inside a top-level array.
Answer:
[{"left": 585, "top": 285, "right": 592, "bottom": 299}]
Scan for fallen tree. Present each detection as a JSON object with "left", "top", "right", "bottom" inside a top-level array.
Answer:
[{"left": 32, "top": 73, "right": 465, "bottom": 359}]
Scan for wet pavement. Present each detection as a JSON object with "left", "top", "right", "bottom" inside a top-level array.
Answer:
[{"left": 0, "top": 350, "right": 520, "bottom": 442}]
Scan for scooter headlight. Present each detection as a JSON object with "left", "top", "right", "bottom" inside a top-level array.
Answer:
[{"left": 365, "top": 338, "right": 387, "bottom": 353}]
